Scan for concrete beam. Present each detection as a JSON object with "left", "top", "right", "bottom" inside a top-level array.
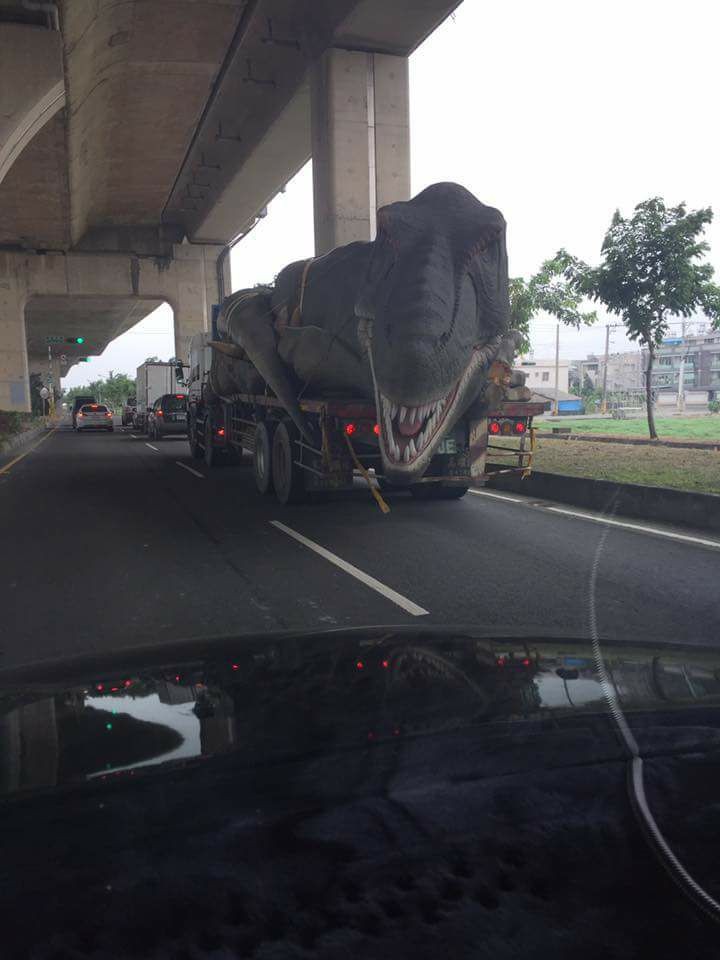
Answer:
[
  {"left": 311, "top": 49, "right": 409, "bottom": 255},
  {"left": 163, "top": 0, "right": 458, "bottom": 245},
  {"left": 188, "top": 82, "right": 311, "bottom": 244},
  {"left": 0, "top": 244, "right": 222, "bottom": 411},
  {"left": 0, "top": 23, "right": 65, "bottom": 187}
]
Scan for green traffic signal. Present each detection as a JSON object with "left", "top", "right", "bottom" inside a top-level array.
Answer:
[{"left": 65, "top": 336, "right": 85, "bottom": 344}]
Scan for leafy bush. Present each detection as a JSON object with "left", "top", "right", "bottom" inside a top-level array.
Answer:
[
  {"left": 0, "top": 410, "right": 35, "bottom": 437},
  {"left": 709, "top": 400, "right": 720, "bottom": 414}
]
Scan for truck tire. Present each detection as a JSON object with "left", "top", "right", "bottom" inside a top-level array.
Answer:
[
  {"left": 253, "top": 421, "right": 275, "bottom": 495},
  {"left": 204, "top": 416, "right": 217, "bottom": 468},
  {"left": 272, "top": 421, "right": 306, "bottom": 504},
  {"left": 189, "top": 415, "right": 203, "bottom": 459},
  {"left": 410, "top": 483, "right": 469, "bottom": 500}
]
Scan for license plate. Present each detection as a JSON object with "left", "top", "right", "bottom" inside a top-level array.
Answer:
[
  {"left": 174, "top": 414, "right": 185, "bottom": 422},
  {"left": 437, "top": 438, "right": 457, "bottom": 454}
]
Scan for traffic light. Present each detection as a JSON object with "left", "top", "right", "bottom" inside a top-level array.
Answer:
[
  {"left": 77, "top": 357, "right": 90, "bottom": 363},
  {"left": 65, "top": 336, "right": 85, "bottom": 344}
]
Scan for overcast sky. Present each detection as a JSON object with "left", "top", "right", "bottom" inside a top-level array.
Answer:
[{"left": 64, "top": 0, "right": 720, "bottom": 388}]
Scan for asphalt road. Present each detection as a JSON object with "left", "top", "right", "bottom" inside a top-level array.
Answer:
[{"left": 1, "top": 419, "right": 718, "bottom": 667}]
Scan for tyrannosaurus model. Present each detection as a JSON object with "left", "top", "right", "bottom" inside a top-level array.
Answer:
[{"left": 213, "top": 182, "right": 526, "bottom": 483}]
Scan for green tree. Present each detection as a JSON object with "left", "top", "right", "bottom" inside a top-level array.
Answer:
[
  {"left": 510, "top": 258, "right": 597, "bottom": 354},
  {"left": 557, "top": 199, "right": 720, "bottom": 439},
  {"left": 63, "top": 372, "right": 136, "bottom": 411}
]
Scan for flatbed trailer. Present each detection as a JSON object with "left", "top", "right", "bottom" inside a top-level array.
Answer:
[{"left": 187, "top": 384, "right": 545, "bottom": 507}]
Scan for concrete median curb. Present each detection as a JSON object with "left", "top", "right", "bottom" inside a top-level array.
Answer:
[
  {"left": 486, "top": 470, "right": 720, "bottom": 535},
  {"left": 0, "top": 423, "right": 48, "bottom": 458}
]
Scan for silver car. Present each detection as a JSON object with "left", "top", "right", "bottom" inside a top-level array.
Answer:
[{"left": 75, "top": 403, "right": 114, "bottom": 432}]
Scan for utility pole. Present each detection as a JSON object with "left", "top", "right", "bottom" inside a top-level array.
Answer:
[
  {"left": 600, "top": 324, "right": 610, "bottom": 414},
  {"left": 553, "top": 324, "right": 560, "bottom": 416},
  {"left": 677, "top": 317, "right": 687, "bottom": 413},
  {"left": 46, "top": 344, "right": 55, "bottom": 418}
]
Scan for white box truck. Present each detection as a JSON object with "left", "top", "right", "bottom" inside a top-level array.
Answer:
[{"left": 134, "top": 361, "right": 188, "bottom": 433}]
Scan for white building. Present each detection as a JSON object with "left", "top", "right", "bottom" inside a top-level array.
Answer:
[{"left": 518, "top": 357, "right": 570, "bottom": 394}]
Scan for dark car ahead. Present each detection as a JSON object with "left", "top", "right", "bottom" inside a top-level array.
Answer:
[
  {"left": 147, "top": 393, "right": 188, "bottom": 440},
  {"left": 70, "top": 394, "right": 95, "bottom": 428}
]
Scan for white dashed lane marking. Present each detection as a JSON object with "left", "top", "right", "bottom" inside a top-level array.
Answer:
[
  {"left": 175, "top": 461, "right": 205, "bottom": 479},
  {"left": 270, "top": 520, "right": 429, "bottom": 617}
]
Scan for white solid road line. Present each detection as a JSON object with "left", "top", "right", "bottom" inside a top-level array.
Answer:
[
  {"left": 546, "top": 505, "right": 720, "bottom": 550},
  {"left": 270, "top": 520, "right": 429, "bottom": 617},
  {"left": 145, "top": 443, "right": 159, "bottom": 451},
  {"left": 469, "top": 489, "right": 524, "bottom": 504},
  {"left": 176, "top": 461, "right": 205, "bottom": 479},
  {"left": 130, "top": 434, "right": 139, "bottom": 439}
]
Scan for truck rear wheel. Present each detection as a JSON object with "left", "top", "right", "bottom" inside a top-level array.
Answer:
[
  {"left": 272, "top": 421, "right": 306, "bottom": 504},
  {"left": 410, "top": 483, "right": 469, "bottom": 500},
  {"left": 204, "top": 416, "right": 218, "bottom": 468},
  {"left": 189, "top": 415, "right": 203, "bottom": 459},
  {"left": 253, "top": 421, "right": 275, "bottom": 495}
]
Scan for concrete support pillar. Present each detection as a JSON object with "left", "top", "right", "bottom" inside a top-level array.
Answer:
[
  {"left": 153, "top": 244, "right": 223, "bottom": 363},
  {"left": 311, "top": 48, "right": 410, "bottom": 256},
  {"left": 0, "top": 253, "right": 29, "bottom": 412}
]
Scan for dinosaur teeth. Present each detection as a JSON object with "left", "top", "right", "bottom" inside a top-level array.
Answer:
[
  {"left": 402, "top": 444, "right": 411, "bottom": 463},
  {"left": 399, "top": 405, "right": 408, "bottom": 424},
  {"left": 408, "top": 438, "right": 417, "bottom": 460}
]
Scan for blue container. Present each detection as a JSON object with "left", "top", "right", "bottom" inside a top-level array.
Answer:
[{"left": 557, "top": 398, "right": 585, "bottom": 415}]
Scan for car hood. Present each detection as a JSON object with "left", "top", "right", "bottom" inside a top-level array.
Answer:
[
  {"left": 3, "top": 627, "right": 720, "bottom": 959},
  {"left": 2, "top": 625, "right": 720, "bottom": 801}
]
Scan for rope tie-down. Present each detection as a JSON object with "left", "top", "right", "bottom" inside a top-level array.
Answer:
[{"left": 344, "top": 432, "right": 391, "bottom": 515}]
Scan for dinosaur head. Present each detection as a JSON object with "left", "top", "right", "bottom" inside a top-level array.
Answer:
[{"left": 355, "top": 182, "right": 510, "bottom": 483}]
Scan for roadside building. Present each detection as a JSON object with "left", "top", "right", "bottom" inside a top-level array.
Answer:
[
  {"left": 649, "top": 332, "right": 720, "bottom": 406},
  {"left": 599, "top": 351, "right": 645, "bottom": 392},
  {"left": 518, "top": 357, "right": 570, "bottom": 394}
]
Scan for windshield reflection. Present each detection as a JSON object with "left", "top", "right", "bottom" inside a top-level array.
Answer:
[{"left": 2, "top": 635, "right": 720, "bottom": 798}]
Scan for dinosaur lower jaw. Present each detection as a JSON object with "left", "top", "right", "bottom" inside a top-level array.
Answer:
[{"left": 376, "top": 347, "right": 487, "bottom": 470}]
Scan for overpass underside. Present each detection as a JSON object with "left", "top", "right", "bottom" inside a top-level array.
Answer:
[{"left": 0, "top": 0, "right": 460, "bottom": 411}]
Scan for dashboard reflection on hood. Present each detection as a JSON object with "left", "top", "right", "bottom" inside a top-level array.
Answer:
[{"left": 2, "top": 631, "right": 720, "bottom": 800}]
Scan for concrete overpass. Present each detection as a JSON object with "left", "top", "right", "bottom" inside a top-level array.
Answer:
[{"left": 0, "top": 0, "right": 461, "bottom": 411}]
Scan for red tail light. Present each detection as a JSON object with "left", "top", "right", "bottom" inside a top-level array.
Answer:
[
  {"left": 106, "top": 412, "right": 112, "bottom": 418},
  {"left": 373, "top": 423, "right": 380, "bottom": 435},
  {"left": 157, "top": 410, "right": 163, "bottom": 416},
  {"left": 77, "top": 412, "right": 84, "bottom": 418},
  {"left": 217, "top": 427, "right": 225, "bottom": 437},
  {"left": 345, "top": 423, "right": 356, "bottom": 436},
  {"left": 175, "top": 395, "right": 184, "bottom": 399}
]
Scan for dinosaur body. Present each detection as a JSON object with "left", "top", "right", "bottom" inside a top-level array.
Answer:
[{"left": 214, "top": 183, "right": 523, "bottom": 483}]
